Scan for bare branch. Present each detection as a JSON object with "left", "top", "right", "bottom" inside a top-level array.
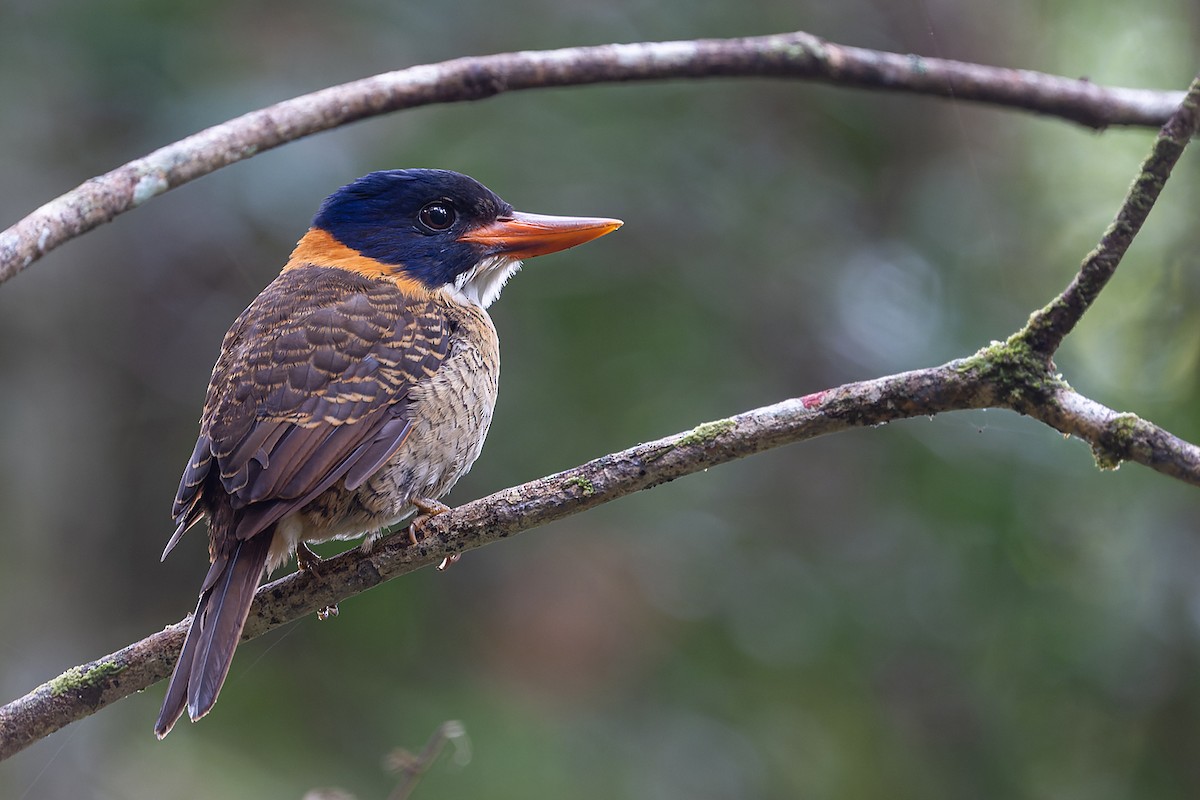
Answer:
[
  {"left": 0, "top": 31, "right": 1184, "bottom": 284},
  {"left": 1019, "top": 76, "right": 1200, "bottom": 356}
]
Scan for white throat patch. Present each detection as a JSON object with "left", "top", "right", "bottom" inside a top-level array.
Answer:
[{"left": 448, "top": 255, "right": 522, "bottom": 308}]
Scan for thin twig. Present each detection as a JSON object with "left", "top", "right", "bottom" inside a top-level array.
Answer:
[
  {"left": 1019, "top": 76, "right": 1200, "bottom": 356},
  {"left": 300, "top": 722, "right": 469, "bottom": 800},
  {"left": 0, "top": 31, "right": 1184, "bottom": 284},
  {"left": 384, "top": 721, "right": 470, "bottom": 800}
]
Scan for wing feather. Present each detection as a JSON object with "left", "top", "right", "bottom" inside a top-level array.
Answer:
[{"left": 168, "top": 266, "right": 450, "bottom": 547}]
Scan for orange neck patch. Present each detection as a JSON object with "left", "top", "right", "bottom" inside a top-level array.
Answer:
[{"left": 283, "top": 228, "right": 431, "bottom": 296}]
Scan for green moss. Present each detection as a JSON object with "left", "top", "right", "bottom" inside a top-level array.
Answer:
[
  {"left": 770, "top": 32, "right": 820, "bottom": 63},
  {"left": 49, "top": 660, "right": 126, "bottom": 696},
  {"left": 1092, "top": 412, "right": 1139, "bottom": 470},
  {"left": 676, "top": 418, "right": 736, "bottom": 448},
  {"left": 955, "top": 332, "right": 1068, "bottom": 410},
  {"left": 642, "top": 418, "right": 737, "bottom": 463},
  {"left": 562, "top": 476, "right": 595, "bottom": 496},
  {"left": 957, "top": 333, "right": 1145, "bottom": 473}
]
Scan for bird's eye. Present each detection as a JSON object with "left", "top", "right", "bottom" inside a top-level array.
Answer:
[{"left": 418, "top": 201, "right": 456, "bottom": 231}]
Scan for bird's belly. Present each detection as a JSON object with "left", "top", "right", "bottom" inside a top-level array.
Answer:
[
  {"left": 270, "top": 306, "right": 499, "bottom": 565},
  {"left": 362, "top": 348, "right": 499, "bottom": 522}
]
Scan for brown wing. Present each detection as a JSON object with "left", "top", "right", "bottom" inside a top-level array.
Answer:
[{"left": 166, "top": 265, "right": 450, "bottom": 554}]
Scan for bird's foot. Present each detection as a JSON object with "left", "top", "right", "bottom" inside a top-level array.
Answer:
[
  {"left": 407, "top": 498, "right": 452, "bottom": 545},
  {"left": 296, "top": 543, "right": 338, "bottom": 619},
  {"left": 295, "top": 542, "right": 325, "bottom": 577},
  {"left": 406, "top": 497, "right": 461, "bottom": 571}
]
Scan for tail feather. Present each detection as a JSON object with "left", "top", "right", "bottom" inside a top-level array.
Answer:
[
  {"left": 154, "top": 535, "right": 272, "bottom": 738},
  {"left": 188, "top": 536, "right": 272, "bottom": 719},
  {"left": 154, "top": 590, "right": 210, "bottom": 738}
]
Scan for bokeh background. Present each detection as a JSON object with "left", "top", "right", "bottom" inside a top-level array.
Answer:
[{"left": 3, "top": 2, "right": 1200, "bottom": 798}]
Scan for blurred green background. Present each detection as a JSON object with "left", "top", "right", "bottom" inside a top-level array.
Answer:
[{"left": 3, "top": 1, "right": 1200, "bottom": 798}]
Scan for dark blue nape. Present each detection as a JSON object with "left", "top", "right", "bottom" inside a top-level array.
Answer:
[{"left": 313, "top": 169, "right": 513, "bottom": 288}]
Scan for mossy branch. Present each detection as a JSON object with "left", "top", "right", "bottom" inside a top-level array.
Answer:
[
  {"left": 1019, "top": 76, "right": 1200, "bottom": 356},
  {"left": 5, "top": 333, "right": 1200, "bottom": 758}
]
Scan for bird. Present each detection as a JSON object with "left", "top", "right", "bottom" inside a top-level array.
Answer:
[{"left": 153, "top": 168, "right": 621, "bottom": 738}]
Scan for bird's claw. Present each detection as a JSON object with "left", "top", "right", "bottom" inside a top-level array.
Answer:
[
  {"left": 406, "top": 498, "right": 452, "bottom": 545},
  {"left": 296, "top": 543, "right": 337, "bottom": 619},
  {"left": 295, "top": 541, "right": 324, "bottom": 577},
  {"left": 406, "top": 498, "right": 462, "bottom": 570}
]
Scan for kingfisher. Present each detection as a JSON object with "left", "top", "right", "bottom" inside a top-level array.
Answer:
[{"left": 153, "top": 169, "right": 621, "bottom": 738}]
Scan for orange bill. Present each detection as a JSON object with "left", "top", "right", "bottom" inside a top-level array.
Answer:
[{"left": 459, "top": 211, "right": 623, "bottom": 258}]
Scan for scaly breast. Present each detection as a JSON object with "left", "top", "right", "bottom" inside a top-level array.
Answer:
[{"left": 368, "top": 301, "right": 500, "bottom": 510}]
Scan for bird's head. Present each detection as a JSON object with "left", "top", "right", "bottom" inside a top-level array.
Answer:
[{"left": 286, "top": 169, "right": 622, "bottom": 307}]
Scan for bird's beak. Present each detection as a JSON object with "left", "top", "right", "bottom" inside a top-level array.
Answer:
[{"left": 459, "top": 211, "right": 623, "bottom": 259}]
